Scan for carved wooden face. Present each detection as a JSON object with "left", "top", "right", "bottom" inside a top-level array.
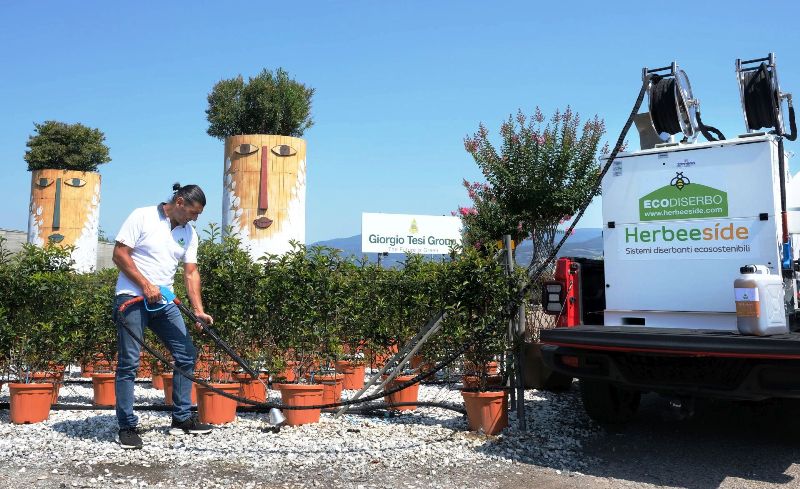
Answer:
[
  {"left": 222, "top": 135, "right": 306, "bottom": 259},
  {"left": 28, "top": 169, "right": 101, "bottom": 271}
]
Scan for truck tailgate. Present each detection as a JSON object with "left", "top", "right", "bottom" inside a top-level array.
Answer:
[{"left": 541, "top": 326, "right": 800, "bottom": 359}]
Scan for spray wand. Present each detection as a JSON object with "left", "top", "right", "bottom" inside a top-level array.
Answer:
[{"left": 119, "top": 287, "right": 285, "bottom": 426}]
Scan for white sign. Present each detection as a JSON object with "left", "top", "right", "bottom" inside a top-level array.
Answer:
[
  {"left": 617, "top": 219, "right": 763, "bottom": 261},
  {"left": 362, "top": 213, "right": 462, "bottom": 254}
]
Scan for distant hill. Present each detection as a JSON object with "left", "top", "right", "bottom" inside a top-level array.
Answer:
[{"left": 310, "top": 228, "right": 603, "bottom": 267}]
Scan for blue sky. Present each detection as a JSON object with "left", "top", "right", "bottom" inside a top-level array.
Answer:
[{"left": 1, "top": 1, "right": 798, "bottom": 242}]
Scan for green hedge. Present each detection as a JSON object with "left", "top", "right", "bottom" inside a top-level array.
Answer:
[{"left": 0, "top": 231, "right": 517, "bottom": 385}]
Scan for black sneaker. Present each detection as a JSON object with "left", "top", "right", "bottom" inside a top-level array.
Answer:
[
  {"left": 116, "top": 428, "right": 143, "bottom": 450},
  {"left": 169, "top": 415, "right": 213, "bottom": 435}
]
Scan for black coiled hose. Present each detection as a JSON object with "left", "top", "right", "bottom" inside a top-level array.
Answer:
[
  {"left": 649, "top": 75, "right": 681, "bottom": 136},
  {"left": 743, "top": 63, "right": 780, "bottom": 131},
  {"left": 649, "top": 74, "right": 725, "bottom": 142},
  {"left": 742, "top": 62, "right": 797, "bottom": 141}
]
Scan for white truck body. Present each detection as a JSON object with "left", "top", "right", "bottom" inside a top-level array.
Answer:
[{"left": 601, "top": 135, "right": 792, "bottom": 330}]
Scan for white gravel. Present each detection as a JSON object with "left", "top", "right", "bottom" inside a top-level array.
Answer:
[{"left": 0, "top": 371, "right": 598, "bottom": 488}]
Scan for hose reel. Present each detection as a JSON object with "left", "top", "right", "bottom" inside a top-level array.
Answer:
[
  {"left": 640, "top": 62, "right": 725, "bottom": 145},
  {"left": 736, "top": 53, "right": 797, "bottom": 141},
  {"left": 643, "top": 63, "right": 700, "bottom": 142}
]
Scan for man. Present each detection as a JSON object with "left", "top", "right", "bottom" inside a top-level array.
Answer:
[{"left": 112, "top": 183, "right": 214, "bottom": 449}]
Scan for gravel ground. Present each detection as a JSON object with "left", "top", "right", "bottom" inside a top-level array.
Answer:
[{"left": 2, "top": 373, "right": 800, "bottom": 489}]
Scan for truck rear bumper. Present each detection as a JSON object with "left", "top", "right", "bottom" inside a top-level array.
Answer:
[{"left": 540, "top": 326, "right": 800, "bottom": 400}]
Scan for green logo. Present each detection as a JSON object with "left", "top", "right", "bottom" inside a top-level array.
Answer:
[
  {"left": 639, "top": 173, "right": 728, "bottom": 221},
  {"left": 177, "top": 237, "right": 186, "bottom": 246}
]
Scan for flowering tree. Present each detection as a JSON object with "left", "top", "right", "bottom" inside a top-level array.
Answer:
[
  {"left": 462, "top": 107, "right": 606, "bottom": 270},
  {"left": 454, "top": 180, "right": 526, "bottom": 250}
]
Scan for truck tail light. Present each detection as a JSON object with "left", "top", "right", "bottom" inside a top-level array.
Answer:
[
  {"left": 546, "top": 257, "right": 581, "bottom": 327},
  {"left": 560, "top": 355, "right": 580, "bottom": 368},
  {"left": 542, "top": 281, "right": 564, "bottom": 314}
]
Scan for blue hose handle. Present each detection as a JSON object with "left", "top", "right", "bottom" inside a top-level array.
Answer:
[{"left": 143, "top": 286, "right": 176, "bottom": 312}]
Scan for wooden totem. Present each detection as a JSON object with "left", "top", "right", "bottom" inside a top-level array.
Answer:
[
  {"left": 222, "top": 135, "right": 306, "bottom": 260},
  {"left": 27, "top": 169, "right": 101, "bottom": 272}
]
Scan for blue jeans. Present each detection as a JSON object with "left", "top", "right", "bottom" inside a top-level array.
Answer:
[{"left": 113, "top": 294, "right": 197, "bottom": 429}]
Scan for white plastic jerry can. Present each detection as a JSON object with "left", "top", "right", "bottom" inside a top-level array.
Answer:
[{"left": 734, "top": 265, "right": 788, "bottom": 336}]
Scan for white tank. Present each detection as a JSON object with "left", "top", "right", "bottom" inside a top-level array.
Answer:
[{"left": 734, "top": 265, "right": 788, "bottom": 336}]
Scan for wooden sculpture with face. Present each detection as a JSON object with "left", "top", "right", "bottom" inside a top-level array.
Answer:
[
  {"left": 222, "top": 135, "right": 306, "bottom": 260},
  {"left": 27, "top": 169, "right": 101, "bottom": 272}
]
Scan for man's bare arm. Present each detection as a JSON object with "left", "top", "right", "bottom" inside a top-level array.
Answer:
[{"left": 112, "top": 242, "right": 161, "bottom": 303}]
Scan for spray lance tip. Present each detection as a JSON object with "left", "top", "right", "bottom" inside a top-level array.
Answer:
[{"left": 269, "top": 408, "right": 287, "bottom": 427}]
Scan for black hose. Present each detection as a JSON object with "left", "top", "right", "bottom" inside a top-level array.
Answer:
[
  {"left": 117, "top": 304, "right": 489, "bottom": 410},
  {"left": 649, "top": 75, "right": 681, "bottom": 135},
  {"left": 109, "top": 72, "right": 652, "bottom": 413},
  {"left": 696, "top": 111, "right": 726, "bottom": 142},
  {"left": 650, "top": 73, "right": 725, "bottom": 142},
  {"left": 740, "top": 62, "right": 797, "bottom": 142},
  {"left": 516, "top": 74, "right": 650, "bottom": 304},
  {"left": 787, "top": 106, "right": 797, "bottom": 141},
  {"left": 743, "top": 63, "right": 780, "bottom": 132},
  {"left": 0, "top": 401, "right": 466, "bottom": 415}
]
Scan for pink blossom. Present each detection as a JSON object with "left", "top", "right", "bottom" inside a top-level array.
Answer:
[{"left": 533, "top": 106, "right": 544, "bottom": 123}]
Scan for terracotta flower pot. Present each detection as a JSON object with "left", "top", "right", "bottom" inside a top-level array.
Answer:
[
  {"left": 383, "top": 374, "right": 420, "bottom": 411},
  {"left": 91, "top": 372, "right": 116, "bottom": 407},
  {"left": 80, "top": 362, "right": 94, "bottom": 378},
  {"left": 335, "top": 360, "right": 365, "bottom": 390},
  {"left": 210, "top": 361, "right": 237, "bottom": 383},
  {"left": 195, "top": 354, "right": 213, "bottom": 379},
  {"left": 233, "top": 372, "right": 267, "bottom": 406},
  {"left": 315, "top": 374, "right": 344, "bottom": 405},
  {"left": 47, "top": 363, "right": 66, "bottom": 375},
  {"left": 276, "top": 361, "right": 299, "bottom": 383},
  {"left": 81, "top": 354, "right": 112, "bottom": 378},
  {"left": 9, "top": 383, "right": 54, "bottom": 424},
  {"left": 464, "top": 360, "right": 499, "bottom": 375},
  {"left": 30, "top": 371, "right": 62, "bottom": 405},
  {"left": 371, "top": 344, "right": 399, "bottom": 368},
  {"left": 410, "top": 355, "right": 438, "bottom": 376},
  {"left": 162, "top": 373, "right": 197, "bottom": 406},
  {"left": 196, "top": 383, "right": 240, "bottom": 425},
  {"left": 151, "top": 373, "right": 164, "bottom": 390},
  {"left": 462, "top": 390, "right": 508, "bottom": 435},
  {"left": 276, "top": 383, "right": 324, "bottom": 426},
  {"left": 137, "top": 352, "right": 153, "bottom": 379}
]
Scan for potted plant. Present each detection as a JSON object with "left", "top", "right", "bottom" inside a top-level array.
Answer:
[
  {"left": 65, "top": 268, "right": 119, "bottom": 405},
  {"left": 303, "top": 245, "right": 348, "bottom": 405},
  {"left": 460, "top": 107, "right": 606, "bottom": 390},
  {"left": 262, "top": 243, "right": 328, "bottom": 426},
  {"left": 195, "top": 224, "right": 274, "bottom": 409},
  {"left": 206, "top": 68, "right": 314, "bottom": 260},
  {"left": 440, "top": 247, "right": 514, "bottom": 435},
  {"left": 24, "top": 120, "right": 110, "bottom": 272},
  {"left": 3, "top": 244, "right": 77, "bottom": 422},
  {"left": 335, "top": 258, "right": 375, "bottom": 390},
  {"left": 377, "top": 255, "right": 442, "bottom": 411},
  {"left": 192, "top": 348, "right": 242, "bottom": 425}
]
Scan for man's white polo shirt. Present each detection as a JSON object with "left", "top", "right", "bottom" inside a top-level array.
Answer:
[{"left": 114, "top": 205, "right": 199, "bottom": 297}]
